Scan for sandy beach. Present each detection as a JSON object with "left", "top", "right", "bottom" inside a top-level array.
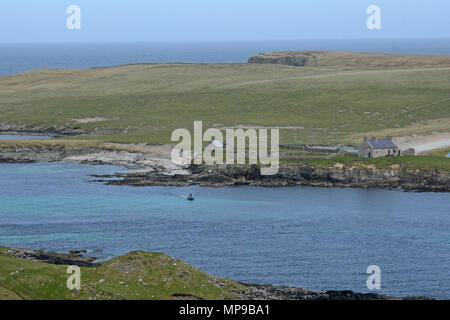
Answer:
[{"left": 393, "top": 132, "right": 450, "bottom": 154}]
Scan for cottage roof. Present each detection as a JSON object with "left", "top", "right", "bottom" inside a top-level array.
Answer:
[{"left": 368, "top": 138, "right": 397, "bottom": 149}]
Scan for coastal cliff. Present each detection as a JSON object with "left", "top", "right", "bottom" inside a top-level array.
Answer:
[
  {"left": 248, "top": 52, "right": 316, "bottom": 66},
  {"left": 100, "top": 164, "right": 450, "bottom": 192},
  {"left": 248, "top": 51, "right": 450, "bottom": 68}
]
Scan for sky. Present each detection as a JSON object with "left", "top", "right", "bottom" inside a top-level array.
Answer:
[{"left": 0, "top": 0, "right": 449, "bottom": 43}]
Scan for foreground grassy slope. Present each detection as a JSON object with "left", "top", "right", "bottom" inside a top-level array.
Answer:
[
  {"left": 0, "top": 247, "right": 241, "bottom": 300},
  {"left": 1, "top": 52, "right": 449, "bottom": 145}
]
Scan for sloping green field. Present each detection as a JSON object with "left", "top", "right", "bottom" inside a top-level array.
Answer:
[
  {"left": 1, "top": 52, "right": 449, "bottom": 145},
  {"left": 0, "top": 247, "right": 241, "bottom": 300}
]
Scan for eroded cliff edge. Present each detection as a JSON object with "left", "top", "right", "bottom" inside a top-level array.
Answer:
[
  {"left": 248, "top": 51, "right": 450, "bottom": 68},
  {"left": 99, "top": 164, "right": 450, "bottom": 192},
  {"left": 1, "top": 143, "right": 448, "bottom": 191}
]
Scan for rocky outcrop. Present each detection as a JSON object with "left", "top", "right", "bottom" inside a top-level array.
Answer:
[
  {"left": 1, "top": 143, "right": 448, "bottom": 191},
  {"left": 0, "top": 143, "right": 188, "bottom": 174},
  {"left": 0, "top": 122, "right": 86, "bottom": 136},
  {"left": 100, "top": 164, "right": 450, "bottom": 192},
  {"left": 248, "top": 53, "right": 315, "bottom": 66},
  {"left": 4, "top": 248, "right": 99, "bottom": 267},
  {"left": 0, "top": 122, "right": 125, "bottom": 137},
  {"left": 233, "top": 284, "right": 427, "bottom": 300},
  {"left": 0, "top": 144, "right": 99, "bottom": 163},
  {"left": 248, "top": 51, "right": 450, "bottom": 69}
]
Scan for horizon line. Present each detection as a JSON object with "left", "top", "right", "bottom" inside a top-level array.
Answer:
[{"left": 1, "top": 37, "right": 450, "bottom": 45}]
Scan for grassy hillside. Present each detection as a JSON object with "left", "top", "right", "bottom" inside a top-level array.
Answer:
[
  {"left": 0, "top": 52, "right": 449, "bottom": 146},
  {"left": 0, "top": 246, "right": 241, "bottom": 300}
]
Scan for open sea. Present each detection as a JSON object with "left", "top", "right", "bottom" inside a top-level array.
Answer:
[
  {"left": 0, "top": 162, "right": 448, "bottom": 299},
  {"left": 1, "top": 39, "right": 450, "bottom": 76}
]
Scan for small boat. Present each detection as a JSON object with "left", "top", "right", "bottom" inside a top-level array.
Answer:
[{"left": 187, "top": 194, "right": 195, "bottom": 201}]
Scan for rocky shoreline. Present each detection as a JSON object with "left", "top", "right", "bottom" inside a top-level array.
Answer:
[
  {"left": 96, "top": 164, "right": 450, "bottom": 192},
  {"left": 4, "top": 248, "right": 101, "bottom": 267},
  {"left": 0, "top": 122, "right": 127, "bottom": 137},
  {"left": 0, "top": 122, "right": 86, "bottom": 137},
  {"left": 1, "top": 247, "right": 428, "bottom": 300},
  {"left": 233, "top": 284, "right": 410, "bottom": 300},
  {"left": 0, "top": 142, "right": 449, "bottom": 192}
]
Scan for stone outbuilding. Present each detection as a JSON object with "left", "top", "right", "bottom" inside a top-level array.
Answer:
[{"left": 358, "top": 136, "right": 401, "bottom": 158}]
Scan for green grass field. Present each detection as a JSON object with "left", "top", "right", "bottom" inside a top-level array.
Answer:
[
  {"left": 0, "top": 247, "right": 241, "bottom": 300},
  {"left": 281, "top": 155, "right": 450, "bottom": 173},
  {"left": 1, "top": 52, "right": 449, "bottom": 146},
  {"left": 430, "top": 148, "right": 450, "bottom": 157}
]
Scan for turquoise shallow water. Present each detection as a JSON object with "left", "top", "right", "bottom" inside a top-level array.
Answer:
[
  {"left": 0, "top": 135, "right": 52, "bottom": 139},
  {"left": 0, "top": 162, "right": 449, "bottom": 299}
]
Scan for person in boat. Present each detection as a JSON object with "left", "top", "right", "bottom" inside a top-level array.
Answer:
[{"left": 187, "top": 193, "right": 194, "bottom": 200}]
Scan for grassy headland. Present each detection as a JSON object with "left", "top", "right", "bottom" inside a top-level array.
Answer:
[
  {"left": 1, "top": 51, "right": 449, "bottom": 146},
  {"left": 0, "top": 246, "right": 241, "bottom": 300},
  {"left": 1, "top": 51, "right": 449, "bottom": 173},
  {"left": 0, "top": 246, "right": 409, "bottom": 300}
]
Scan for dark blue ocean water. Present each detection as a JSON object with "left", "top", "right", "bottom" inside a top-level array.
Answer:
[
  {"left": 1, "top": 39, "right": 450, "bottom": 76},
  {"left": 0, "top": 162, "right": 448, "bottom": 299}
]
